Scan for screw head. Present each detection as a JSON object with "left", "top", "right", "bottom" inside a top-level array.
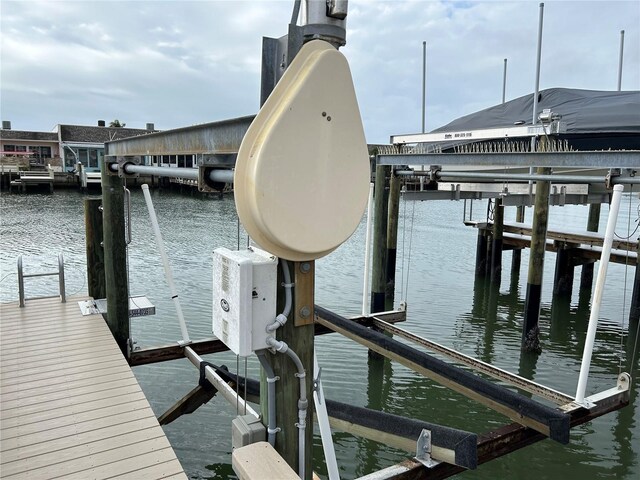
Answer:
[
  {"left": 300, "top": 262, "right": 311, "bottom": 273},
  {"left": 300, "top": 306, "right": 311, "bottom": 318}
]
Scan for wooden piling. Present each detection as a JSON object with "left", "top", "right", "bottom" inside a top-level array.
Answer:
[
  {"left": 553, "top": 242, "right": 576, "bottom": 298},
  {"left": 84, "top": 197, "right": 106, "bottom": 299},
  {"left": 260, "top": 261, "right": 314, "bottom": 479},
  {"left": 101, "top": 163, "right": 130, "bottom": 356},
  {"left": 371, "top": 165, "right": 390, "bottom": 313},
  {"left": 475, "top": 228, "right": 490, "bottom": 277},
  {"left": 579, "top": 203, "right": 601, "bottom": 292},
  {"left": 522, "top": 167, "right": 551, "bottom": 353},
  {"left": 630, "top": 238, "right": 640, "bottom": 324},
  {"left": 385, "top": 171, "right": 401, "bottom": 310},
  {"left": 490, "top": 198, "right": 504, "bottom": 284},
  {"left": 511, "top": 206, "right": 525, "bottom": 276}
]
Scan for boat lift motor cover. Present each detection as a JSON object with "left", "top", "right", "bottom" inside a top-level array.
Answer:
[{"left": 234, "top": 40, "right": 370, "bottom": 261}]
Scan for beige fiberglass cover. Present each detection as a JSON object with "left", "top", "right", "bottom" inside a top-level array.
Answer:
[{"left": 234, "top": 40, "right": 370, "bottom": 261}]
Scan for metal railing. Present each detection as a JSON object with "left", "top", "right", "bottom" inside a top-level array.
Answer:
[{"left": 17, "top": 253, "right": 66, "bottom": 307}]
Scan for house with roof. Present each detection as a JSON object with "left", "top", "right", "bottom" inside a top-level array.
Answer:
[
  {"left": 0, "top": 121, "right": 60, "bottom": 167},
  {"left": 0, "top": 120, "right": 158, "bottom": 173}
]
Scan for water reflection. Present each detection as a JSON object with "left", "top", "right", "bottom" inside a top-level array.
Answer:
[{"left": 1, "top": 191, "right": 638, "bottom": 479}]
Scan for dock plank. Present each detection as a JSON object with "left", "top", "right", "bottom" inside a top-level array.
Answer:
[{"left": 0, "top": 297, "right": 186, "bottom": 479}]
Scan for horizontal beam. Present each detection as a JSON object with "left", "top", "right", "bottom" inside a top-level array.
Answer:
[
  {"left": 315, "top": 306, "right": 571, "bottom": 444},
  {"left": 378, "top": 151, "right": 640, "bottom": 168},
  {"left": 372, "top": 317, "right": 574, "bottom": 405},
  {"left": 105, "top": 115, "right": 255, "bottom": 156},
  {"left": 325, "top": 399, "right": 477, "bottom": 469},
  {"left": 128, "top": 306, "right": 406, "bottom": 366},
  {"left": 366, "top": 375, "right": 629, "bottom": 480},
  {"left": 390, "top": 124, "right": 561, "bottom": 144},
  {"left": 184, "top": 346, "right": 259, "bottom": 418},
  {"left": 502, "top": 222, "right": 638, "bottom": 252},
  {"left": 402, "top": 190, "right": 611, "bottom": 206}
]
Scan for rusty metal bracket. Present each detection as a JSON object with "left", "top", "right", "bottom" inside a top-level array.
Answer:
[{"left": 294, "top": 261, "right": 315, "bottom": 327}]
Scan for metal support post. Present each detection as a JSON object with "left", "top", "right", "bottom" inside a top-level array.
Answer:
[{"left": 575, "top": 185, "right": 624, "bottom": 405}]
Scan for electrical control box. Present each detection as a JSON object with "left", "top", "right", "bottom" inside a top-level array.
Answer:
[{"left": 212, "top": 247, "right": 277, "bottom": 356}]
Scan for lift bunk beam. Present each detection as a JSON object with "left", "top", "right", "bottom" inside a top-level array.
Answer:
[{"left": 315, "top": 306, "right": 572, "bottom": 443}]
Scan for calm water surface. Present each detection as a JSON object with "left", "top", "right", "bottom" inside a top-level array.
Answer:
[{"left": 1, "top": 188, "right": 638, "bottom": 479}]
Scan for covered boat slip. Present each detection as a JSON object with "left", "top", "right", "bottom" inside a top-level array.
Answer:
[{"left": 0, "top": 296, "right": 186, "bottom": 480}]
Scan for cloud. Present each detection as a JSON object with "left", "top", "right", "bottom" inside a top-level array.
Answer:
[{"left": 1, "top": 0, "right": 638, "bottom": 142}]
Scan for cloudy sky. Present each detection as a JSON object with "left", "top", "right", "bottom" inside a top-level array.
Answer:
[{"left": 1, "top": 0, "right": 638, "bottom": 143}]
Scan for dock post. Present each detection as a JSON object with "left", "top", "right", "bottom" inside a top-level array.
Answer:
[
  {"left": 371, "top": 165, "right": 390, "bottom": 313},
  {"left": 630, "top": 238, "right": 640, "bottom": 324},
  {"left": 101, "top": 162, "right": 130, "bottom": 356},
  {"left": 385, "top": 170, "right": 401, "bottom": 310},
  {"left": 260, "top": 261, "right": 314, "bottom": 479},
  {"left": 511, "top": 205, "right": 525, "bottom": 276},
  {"left": 490, "top": 197, "right": 504, "bottom": 284},
  {"left": 553, "top": 242, "right": 576, "bottom": 298},
  {"left": 522, "top": 167, "right": 551, "bottom": 353},
  {"left": 580, "top": 203, "right": 601, "bottom": 292},
  {"left": 475, "top": 227, "right": 490, "bottom": 277},
  {"left": 84, "top": 197, "right": 106, "bottom": 299}
]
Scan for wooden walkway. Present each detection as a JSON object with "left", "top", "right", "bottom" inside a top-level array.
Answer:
[{"left": 0, "top": 296, "right": 187, "bottom": 480}]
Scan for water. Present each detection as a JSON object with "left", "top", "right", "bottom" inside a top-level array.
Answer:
[{"left": 1, "top": 188, "right": 638, "bottom": 479}]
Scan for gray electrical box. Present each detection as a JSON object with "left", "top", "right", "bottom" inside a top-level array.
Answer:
[{"left": 232, "top": 415, "right": 266, "bottom": 449}]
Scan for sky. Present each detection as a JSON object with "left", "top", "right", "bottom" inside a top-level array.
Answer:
[{"left": 1, "top": 0, "right": 638, "bottom": 144}]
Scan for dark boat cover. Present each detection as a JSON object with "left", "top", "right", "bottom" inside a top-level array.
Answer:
[{"left": 433, "top": 88, "right": 640, "bottom": 134}]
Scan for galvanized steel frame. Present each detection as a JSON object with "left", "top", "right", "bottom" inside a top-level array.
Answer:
[{"left": 377, "top": 151, "right": 640, "bottom": 168}]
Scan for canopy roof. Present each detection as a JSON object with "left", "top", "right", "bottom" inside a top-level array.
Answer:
[{"left": 433, "top": 88, "right": 640, "bottom": 135}]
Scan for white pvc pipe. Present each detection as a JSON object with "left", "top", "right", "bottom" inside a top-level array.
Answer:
[
  {"left": 184, "top": 347, "right": 258, "bottom": 418},
  {"left": 575, "top": 184, "right": 624, "bottom": 404},
  {"left": 141, "top": 184, "right": 191, "bottom": 344},
  {"left": 313, "top": 352, "right": 340, "bottom": 480},
  {"left": 362, "top": 182, "right": 375, "bottom": 315}
]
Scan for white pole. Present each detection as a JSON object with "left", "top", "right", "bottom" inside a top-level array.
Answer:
[
  {"left": 502, "top": 58, "right": 508, "bottom": 104},
  {"left": 141, "top": 184, "right": 191, "bottom": 344},
  {"left": 575, "top": 184, "right": 624, "bottom": 404},
  {"left": 362, "top": 182, "right": 375, "bottom": 316},
  {"left": 314, "top": 351, "right": 340, "bottom": 480},
  {"left": 422, "top": 41, "right": 427, "bottom": 134},
  {"left": 617, "top": 30, "right": 625, "bottom": 91},
  {"left": 529, "top": 3, "right": 544, "bottom": 202}
]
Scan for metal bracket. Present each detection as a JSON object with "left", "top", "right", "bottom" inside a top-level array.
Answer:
[
  {"left": 415, "top": 429, "right": 439, "bottom": 468},
  {"left": 605, "top": 168, "right": 621, "bottom": 190},
  {"left": 313, "top": 367, "right": 322, "bottom": 395},
  {"left": 119, "top": 156, "right": 142, "bottom": 178},
  {"left": 429, "top": 164, "right": 441, "bottom": 182}
]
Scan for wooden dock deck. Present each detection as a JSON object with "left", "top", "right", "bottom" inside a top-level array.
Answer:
[{"left": 0, "top": 296, "right": 187, "bottom": 480}]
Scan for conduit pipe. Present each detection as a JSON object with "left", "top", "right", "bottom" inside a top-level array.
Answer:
[
  {"left": 265, "top": 338, "right": 308, "bottom": 480},
  {"left": 141, "top": 184, "right": 190, "bottom": 344},
  {"left": 266, "top": 259, "right": 293, "bottom": 332},
  {"left": 575, "top": 184, "right": 625, "bottom": 405},
  {"left": 108, "top": 162, "right": 234, "bottom": 184},
  {"left": 256, "top": 350, "right": 279, "bottom": 446}
]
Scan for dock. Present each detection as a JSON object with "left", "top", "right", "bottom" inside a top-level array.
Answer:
[{"left": 0, "top": 296, "right": 187, "bottom": 480}]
